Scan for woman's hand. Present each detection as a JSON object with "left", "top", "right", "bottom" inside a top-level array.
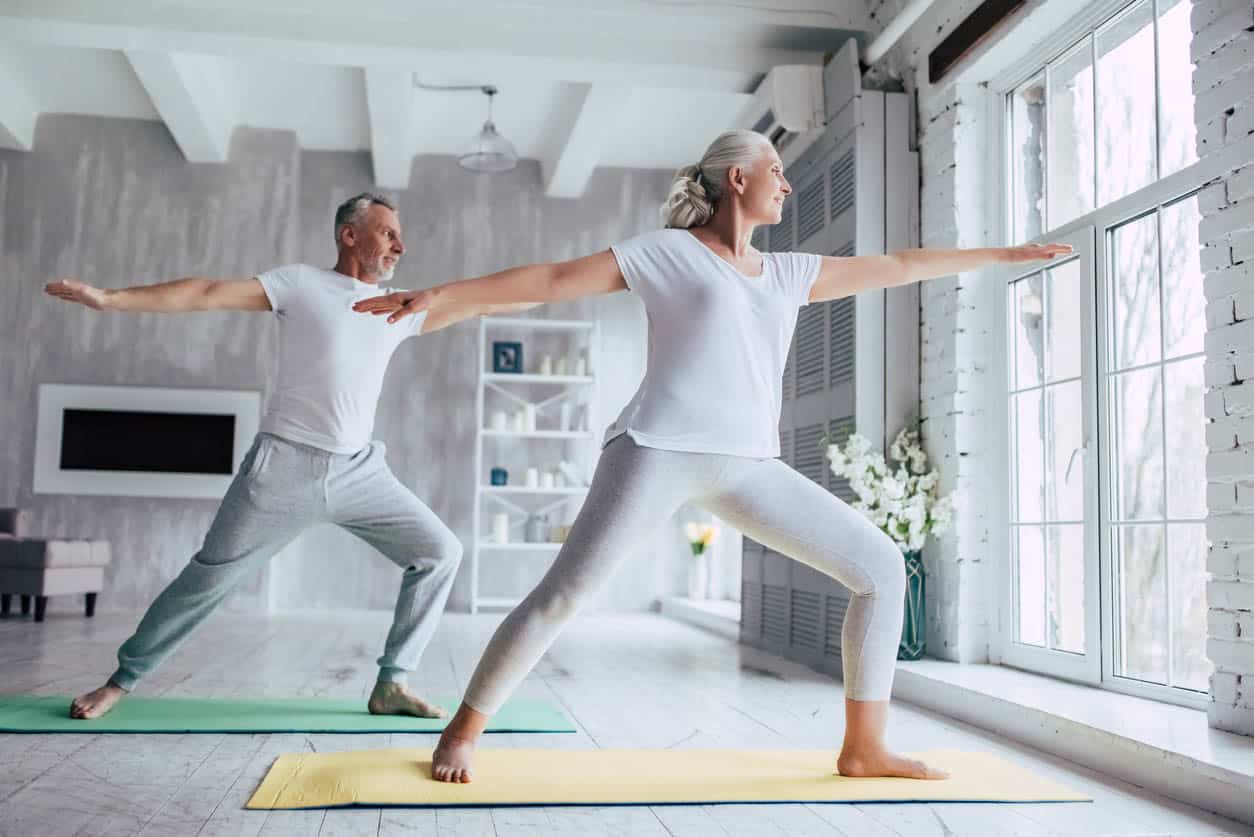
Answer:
[
  {"left": 353, "top": 288, "right": 438, "bottom": 324},
  {"left": 45, "top": 278, "right": 110, "bottom": 310},
  {"left": 1001, "top": 242, "right": 1073, "bottom": 263}
]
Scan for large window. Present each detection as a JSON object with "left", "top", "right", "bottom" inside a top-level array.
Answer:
[{"left": 997, "top": 0, "right": 1209, "bottom": 703}]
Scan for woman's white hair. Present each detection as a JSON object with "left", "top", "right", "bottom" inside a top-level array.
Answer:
[{"left": 660, "top": 130, "right": 774, "bottom": 229}]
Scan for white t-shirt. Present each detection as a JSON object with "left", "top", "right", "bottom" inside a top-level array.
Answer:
[
  {"left": 605, "top": 229, "right": 822, "bottom": 458},
  {"left": 255, "top": 263, "right": 427, "bottom": 454}
]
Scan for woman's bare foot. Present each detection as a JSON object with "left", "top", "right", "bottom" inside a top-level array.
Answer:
[
  {"left": 836, "top": 749, "right": 949, "bottom": 780},
  {"left": 69, "top": 682, "right": 127, "bottom": 719},
  {"left": 367, "top": 682, "right": 447, "bottom": 719},
  {"left": 431, "top": 729, "right": 476, "bottom": 783}
]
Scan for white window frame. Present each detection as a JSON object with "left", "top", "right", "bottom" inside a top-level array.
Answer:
[
  {"left": 987, "top": 0, "right": 1228, "bottom": 709},
  {"left": 991, "top": 227, "right": 1101, "bottom": 685}
]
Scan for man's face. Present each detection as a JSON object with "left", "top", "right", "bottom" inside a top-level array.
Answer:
[{"left": 345, "top": 204, "right": 405, "bottom": 282}]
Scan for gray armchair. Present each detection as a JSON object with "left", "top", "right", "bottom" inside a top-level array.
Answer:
[{"left": 0, "top": 508, "right": 111, "bottom": 622}]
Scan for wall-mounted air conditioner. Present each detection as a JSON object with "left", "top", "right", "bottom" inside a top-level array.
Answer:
[{"left": 739, "top": 65, "right": 825, "bottom": 168}]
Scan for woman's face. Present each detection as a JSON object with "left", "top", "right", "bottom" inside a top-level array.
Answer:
[{"left": 737, "top": 146, "right": 791, "bottom": 226}]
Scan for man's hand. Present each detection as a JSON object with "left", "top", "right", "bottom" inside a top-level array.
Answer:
[
  {"left": 45, "top": 278, "right": 110, "bottom": 310},
  {"left": 353, "top": 288, "right": 437, "bottom": 324}
]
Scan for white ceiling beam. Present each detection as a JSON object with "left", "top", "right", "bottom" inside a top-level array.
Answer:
[
  {"left": 544, "top": 84, "right": 623, "bottom": 199},
  {"left": 0, "top": 65, "right": 38, "bottom": 150},
  {"left": 0, "top": 2, "right": 852, "bottom": 92},
  {"left": 125, "top": 51, "right": 232, "bottom": 163},
  {"left": 364, "top": 68, "right": 415, "bottom": 190}
]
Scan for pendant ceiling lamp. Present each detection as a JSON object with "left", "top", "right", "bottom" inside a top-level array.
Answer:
[{"left": 414, "top": 78, "right": 518, "bottom": 174}]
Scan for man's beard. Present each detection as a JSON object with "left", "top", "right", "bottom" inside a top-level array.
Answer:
[{"left": 367, "top": 254, "right": 396, "bottom": 283}]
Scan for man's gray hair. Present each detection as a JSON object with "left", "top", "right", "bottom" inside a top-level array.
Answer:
[{"left": 334, "top": 192, "right": 396, "bottom": 245}]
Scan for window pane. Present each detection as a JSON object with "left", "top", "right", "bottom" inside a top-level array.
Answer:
[
  {"left": 1097, "top": 0, "right": 1157, "bottom": 206},
  {"left": 1047, "top": 524, "right": 1086, "bottom": 653},
  {"left": 1013, "top": 274, "right": 1045, "bottom": 389},
  {"left": 1169, "top": 523, "right": 1211, "bottom": 691},
  {"left": 1046, "top": 381, "right": 1085, "bottom": 522},
  {"left": 1011, "top": 75, "right": 1046, "bottom": 243},
  {"left": 1110, "top": 212, "right": 1162, "bottom": 370},
  {"left": 1164, "top": 357, "right": 1207, "bottom": 519},
  {"left": 1116, "top": 523, "right": 1168, "bottom": 683},
  {"left": 1113, "top": 367, "right": 1164, "bottom": 520},
  {"left": 1017, "top": 525, "right": 1046, "bottom": 647},
  {"left": 1048, "top": 40, "right": 1096, "bottom": 229},
  {"left": 1045, "top": 258, "right": 1083, "bottom": 382},
  {"left": 1014, "top": 389, "right": 1045, "bottom": 522},
  {"left": 1157, "top": 0, "right": 1199, "bottom": 178},
  {"left": 1161, "top": 194, "right": 1205, "bottom": 359}
]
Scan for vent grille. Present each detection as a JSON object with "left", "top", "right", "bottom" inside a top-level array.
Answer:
[
  {"left": 763, "top": 584, "right": 788, "bottom": 647},
  {"left": 797, "top": 176, "right": 826, "bottom": 245},
  {"left": 740, "top": 582, "right": 762, "bottom": 641},
  {"left": 830, "top": 149, "right": 856, "bottom": 218},
  {"left": 794, "top": 423, "right": 827, "bottom": 486},
  {"left": 795, "top": 303, "right": 827, "bottom": 396},
  {"left": 790, "top": 589, "right": 822, "bottom": 652},
  {"left": 779, "top": 427, "right": 794, "bottom": 466},
  {"left": 829, "top": 297, "right": 856, "bottom": 387}
]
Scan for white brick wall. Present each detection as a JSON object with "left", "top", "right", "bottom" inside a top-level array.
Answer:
[
  {"left": 915, "top": 83, "right": 994, "bottom": 663},
  {"left": 1195, "top": 0, "right": 1254, "bottom": 736}
]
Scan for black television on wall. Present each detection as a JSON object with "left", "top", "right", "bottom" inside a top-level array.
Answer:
[
  {"left": 59, "top": 408, "right": 236, "bottom": 475},
  {"left": 34, "top": 384, "right": 261, "bottom": 499}
]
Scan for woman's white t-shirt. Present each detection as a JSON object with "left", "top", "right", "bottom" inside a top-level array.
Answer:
[
  {"left": 605, "top": 229, "right": 822, "bottom": 459},
  {"left": 255, "top": 263, "right": 427, "bottom": 454}
]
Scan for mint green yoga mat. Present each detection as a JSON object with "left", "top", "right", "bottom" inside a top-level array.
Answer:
[{"left": 0, "top": 695, "right": 574, "bottom": 734}]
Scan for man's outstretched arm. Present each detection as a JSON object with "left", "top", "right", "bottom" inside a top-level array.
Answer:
[{"left": 45, "top": 276, "right": 272, "bottom": 313}]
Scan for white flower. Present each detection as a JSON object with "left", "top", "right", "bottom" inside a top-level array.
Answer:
[
  {"left": 827, "top": 444, "right": 848, "bottom": 475},
  {"left": 881, "top": 475, "right": 905, "bottom": 502},
  {"left": 827, "top": 427, "right": 958, "bottom": 551},
  {"left": 685, "top": 521, "right": 720, "bottom": 546}
]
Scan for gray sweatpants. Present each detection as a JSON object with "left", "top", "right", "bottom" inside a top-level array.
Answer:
[
  {"left": 110, "top": 433, "right": 463, "bottom": 691},
  {"left": 464, "top": 434, "right": 906, "bottom": 713}
]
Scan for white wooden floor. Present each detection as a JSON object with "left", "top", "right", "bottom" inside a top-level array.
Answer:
[{"left": 1, "top": 609, "right": 1250, "bottom": 837}]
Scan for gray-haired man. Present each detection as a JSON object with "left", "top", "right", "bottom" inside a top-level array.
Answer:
[{"left": 47, "top": 193, "right": 505, "bottom": 719}]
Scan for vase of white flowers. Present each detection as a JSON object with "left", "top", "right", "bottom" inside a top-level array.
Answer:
[
  {"left": 826, "top": 426, "right": 955, "bottom": 661},
  {"left": 684, "top": 522, "right": 720, "bottom": 600}
]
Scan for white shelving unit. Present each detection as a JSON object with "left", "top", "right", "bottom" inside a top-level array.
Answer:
[{"left": 471, "top": 317, "right": 601, "bottom": 613}]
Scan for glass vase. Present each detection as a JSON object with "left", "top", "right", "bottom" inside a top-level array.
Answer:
[
  {"left": 898, "top": 550, "right": 926, "bottom": 660},
  {"left": 687, "top": 550, "right": 709, "bottom": 600}
]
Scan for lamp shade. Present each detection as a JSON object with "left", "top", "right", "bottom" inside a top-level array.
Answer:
[{"left": 458, "top": 119, "right": 518, "bottom": 173}]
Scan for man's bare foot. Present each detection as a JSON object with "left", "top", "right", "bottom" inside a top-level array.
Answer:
[
  {"left": 431, "top": 729, "right": 476, "bottom": 783},
  {"left": 836, "top": 749, "right": 949, "bottom": 780},
  {"left": 367, "top": 682, "right": 447, "bottom": 719},
  {"left": 69, "top": 682, "right": 127, "bottom": 719}
]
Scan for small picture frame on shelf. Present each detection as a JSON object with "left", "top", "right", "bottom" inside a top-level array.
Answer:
[{"left": 492, "top": 341, "right": 523, "bottom": 374}]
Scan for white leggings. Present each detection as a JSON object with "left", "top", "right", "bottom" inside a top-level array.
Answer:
[{"left": 464, "top": 434, "right": 906, "bottom": 713}]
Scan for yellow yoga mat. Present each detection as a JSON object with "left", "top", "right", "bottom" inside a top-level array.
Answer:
[{"left": 247, "top": 747, "right": 1091, "bottom": 809}]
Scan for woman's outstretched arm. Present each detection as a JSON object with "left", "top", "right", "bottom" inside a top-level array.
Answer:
[
  {"left": 808, "top": 242, "right": 1072, "bottom": 303},
  {"left": 352, "top": 251, "right": 627, "bottom": 333}
]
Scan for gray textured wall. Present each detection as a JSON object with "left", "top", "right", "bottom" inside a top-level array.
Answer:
[{"left": 0, "top": 114, "right": 674, "bottom": 614}]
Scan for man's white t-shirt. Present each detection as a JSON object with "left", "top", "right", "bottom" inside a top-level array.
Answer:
[
  {"left": 255, "top": 263, "right": 427, "bottom": 454},
  {"left": 605, "top": 229, "right": 822, "bottom": 459}
]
